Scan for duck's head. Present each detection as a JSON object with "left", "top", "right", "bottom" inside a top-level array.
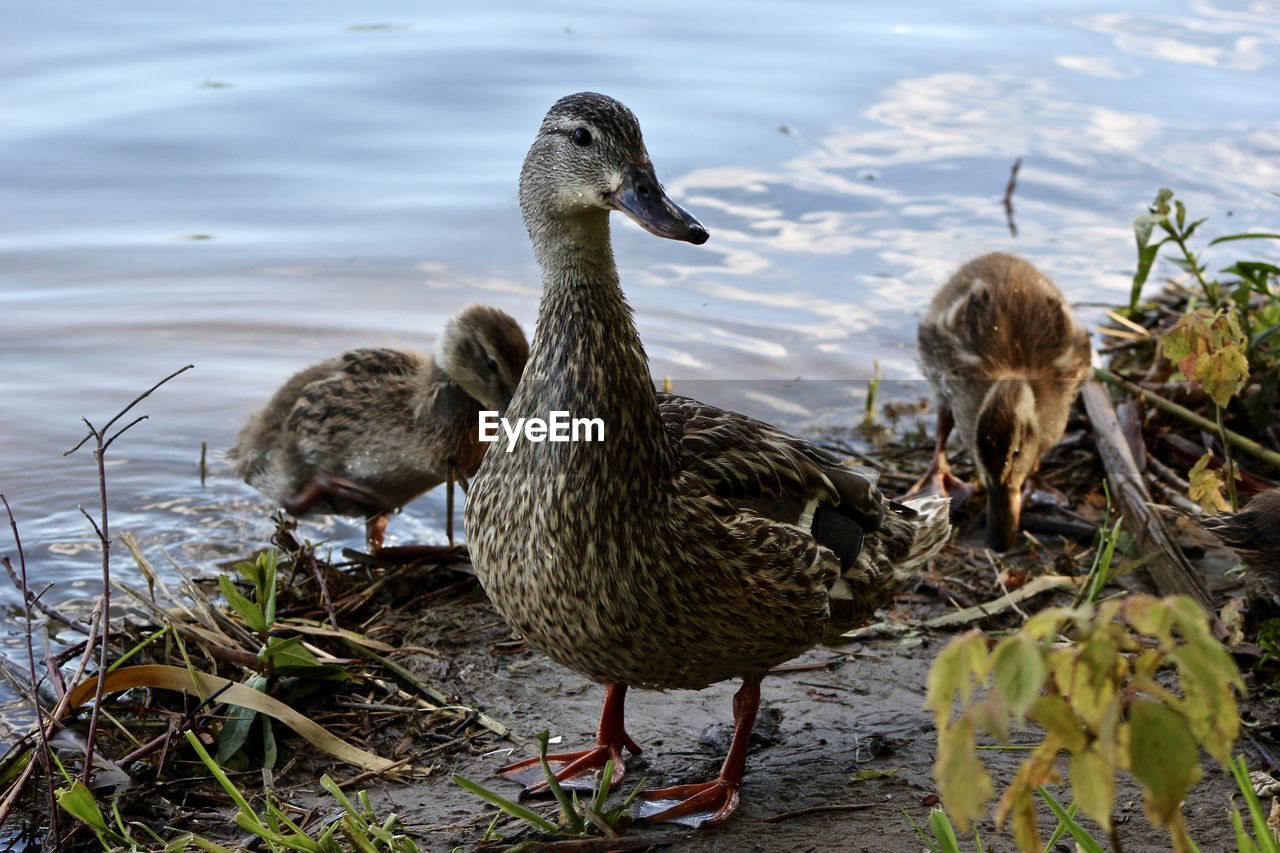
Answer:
[
  {"left": 974, "top": 379, "right": 1040, "bottom": 551},
  {"left": 436, "top": 305, "right": 530, "bottom": 412},
  {"left": 519, "top": 92, "right": 708, "bottom": 245}
]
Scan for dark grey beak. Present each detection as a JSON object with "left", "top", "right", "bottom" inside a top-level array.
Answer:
[
  {"left": 608, "top": 162, "right": 708, "bottom": 245},
  {"left": 985, "top": 486, "right": 1022, "bottom": 552}
]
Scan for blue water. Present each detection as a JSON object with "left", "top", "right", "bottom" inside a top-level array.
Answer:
[{"left": 1, "top": 0, "right": 1278, "bottom": 643}]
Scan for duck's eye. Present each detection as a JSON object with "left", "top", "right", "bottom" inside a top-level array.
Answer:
[
  {"left": 572, "top": 127, "right": 592, "bottom": 147},
  {"left": 484, "top": 354, "right": 499, "bottom": 373}
]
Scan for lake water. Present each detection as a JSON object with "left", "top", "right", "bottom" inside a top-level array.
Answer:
[{"left": 2, "top": 0, "right": 1279, "bottom": 661}]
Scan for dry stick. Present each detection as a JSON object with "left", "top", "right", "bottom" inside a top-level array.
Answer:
[
  {"left": 1, "top": 496, "right": 59, "bottom": 841},
  {"left": 63, "top": 364, "right": 194, "bottom": 788},
  {"left": 2, "top": 557, "right": 91, "bottom": 635},
  {"left": 1081, "top": 381, "right": 1215, "bottom": 615},
  {"left": 306, "top": 549, "right": 340, "bottom": 631},
  {"left": 1093, "top": 367, "right": 1280, "bottom": 469}
]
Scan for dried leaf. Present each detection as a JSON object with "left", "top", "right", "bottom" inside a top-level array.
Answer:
[{"left": 67, "top": 664, "right": 401, "bottom": 772}]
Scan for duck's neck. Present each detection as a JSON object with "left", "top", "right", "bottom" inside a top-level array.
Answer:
[{"left": 514, "top": 211, "right": 672, "bottom": 477}]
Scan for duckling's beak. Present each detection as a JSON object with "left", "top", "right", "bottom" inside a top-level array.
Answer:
[
  {"left": 986, "top": 486, "right": 1021, "bottom": 552},
  {"left": 608, "top": 163, "right": 709, "bottom": 245}
]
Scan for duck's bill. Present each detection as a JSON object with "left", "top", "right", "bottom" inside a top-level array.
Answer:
[
  {"left": 608, "top": 163, "right": 709, "bottom": 245},
  {"left": 985, "top": 487, "right": 1022, "bottom": 552}
]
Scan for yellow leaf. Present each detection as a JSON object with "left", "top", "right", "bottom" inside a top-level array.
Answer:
[
  {"left": 992, "top": 634, "right": 1046, "bottom": 721},
  {"left": 1070, "top": 747, "right": 1115, "bottom": 831},
  {"left": 67, "top": 664, "right": 402, "bottom": 773},
  {"left": 1188, "top": 453, "right": 1230, "bottom": 514},
  {"left": 1029, "top": 695, "right": 1087, "bottom": 753},
  {"left": 934, "top": 715, "right": 993, "bottom": 832},
  {"left": 925, "top": 630, "right": 990, "bottom": 730},
  {"left": 1127, "top": 699, "right": 1203, "bottom": 826},
  {"left": 1194, "top": 343, "right": 1249, "bottom": 408}
]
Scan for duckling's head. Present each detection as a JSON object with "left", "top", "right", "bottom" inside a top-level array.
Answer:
[
  {"left": 519, "top": 92, "right": 708, "bottom": 246},
  {"left": 974, "top": 379, "right": 1040, "bottom": 551},
  {"left": 436, "top": 305, "right": 530, "bottom": 411}
]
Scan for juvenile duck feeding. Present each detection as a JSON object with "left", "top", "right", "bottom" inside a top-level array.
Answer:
[
  {"left": 465, "top": 92, "right": 950, "bottom": 826},
  {"left": 231, "top": 305, "right": 528, "bottom": 549}
]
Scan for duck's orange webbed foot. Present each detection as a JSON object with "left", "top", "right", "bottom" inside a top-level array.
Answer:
[
  {"left": 901, "top": 404, "right": 977, "bottom": 511},
  {"left": 635, "top": 779, "right": 740, "bottom": 828},
  {"left": 635, "top": 679, "right": 760, "bottom": 829},
  {"left": 498, "top": 683, "right": 641, "bottom": 796}
]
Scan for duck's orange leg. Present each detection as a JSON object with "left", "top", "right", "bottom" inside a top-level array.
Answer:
[
  {"left": 635, "top": 678, "right": 760, "bottom": 828},
  {"left": 499, "top": 683, "right": 641, "bottom": 795},
  {"left": 903, "top": 405, "right": 976, "bottom": 509}
]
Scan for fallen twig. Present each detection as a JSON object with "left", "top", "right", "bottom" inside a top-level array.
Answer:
[
  {"left": 1082, "top": 381, "right": 1215, "bottom": 615},
  {"left": 762, "top": 802, "right": 877, "bottom": 823}
]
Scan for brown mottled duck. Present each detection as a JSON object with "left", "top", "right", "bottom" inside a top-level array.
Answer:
[
  {"left": 231, "top": 305, "right": 528, "bottom": 550},
  {"left": 911, "top": 252, "right": 1092, "bottom": 551},
  {"left": 1199, "top": 488, "right": 1280, "bottom": 576},
  {"left": 465, "top": 92, "right": 951, "bottom": 827}
]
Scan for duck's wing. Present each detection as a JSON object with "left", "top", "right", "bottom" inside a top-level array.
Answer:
[{"left": 657, "top": 391, "right": 950, "bottom": 634}]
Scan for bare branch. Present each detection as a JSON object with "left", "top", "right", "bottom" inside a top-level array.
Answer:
[
  {"left": 77, "top": 506, "right": 105, "bottom": 543},
  {"left": 103, "top": 415, "right": 149, "bottom": 452},
  {"left": 64, "top": 418, "right": 99, "bottom": 456},
  {"left": 99, "top": 364, "right": 194, "bottom": 437}
]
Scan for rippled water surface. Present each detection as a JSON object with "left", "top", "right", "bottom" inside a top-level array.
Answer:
[{"left": 2, "top": 0, "right": 1279, "bottom": 639}]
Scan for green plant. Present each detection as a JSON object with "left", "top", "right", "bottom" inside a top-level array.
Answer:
[
  {"left": 927, "top": 594, "right": 1244, "bottom": 852},
  {"left": 216, "top": 549, "right": 347, "bottom": 769},
  {"left": 1229, "top": 754, "right": 1280, "bottom": 853},
  {"left": 452, "top": 730, "right": 642, "bottom": 843}
]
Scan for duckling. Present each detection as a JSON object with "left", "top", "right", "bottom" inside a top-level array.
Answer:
[
  {"left": 912, "top": 253, "right": 1092, "bottom": 551},
  {"left": 1198, "top": 488, "right": 1280, "bottom": 576},
  {"left": 231, "top": 305, "right": 528, "bottom": 550},
  {"left": 465, "top": 93, "right": 950, "bottom": 827}
]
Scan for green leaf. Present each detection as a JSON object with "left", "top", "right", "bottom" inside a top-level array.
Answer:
[
  {"left": 992, "top": 634, "right": 1045, "bottom": 720},
  {"left": 218, "top": 575, "right": 267, "bottom": 633},
  {"left": 217, "top": 675, "right": 268, "bottom": 763},
  {"left": 927, "top": 807, "right": 963, "bottom": 853},
  {"left": 56, "top": 781, "right": 110, "bottom": 834},
  {"left": 1127, "top": 699, "right": 1203, "bottom": 827},
  {"left": 1209, "top": 232, "right": 1280, "bottom": 246},
  {"left": 261, "top": 637, "right": 347, "bottom": 680},
  {"left": 1068, "top": 748, "right": 1115, "bottom": 832}
]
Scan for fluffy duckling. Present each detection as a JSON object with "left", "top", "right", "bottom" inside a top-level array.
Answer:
[
  {"left": 913, "top": 253, "right": 1092, "bottom": 550},
  {"left": 231, "top": 305, "right": 528, "bottom": 549},
  {"left": 465, "top": 93, "right": 950, "bottom": 827},
  {"left": 1198, "top": 488, "right": 1280, "bottom": 576}
]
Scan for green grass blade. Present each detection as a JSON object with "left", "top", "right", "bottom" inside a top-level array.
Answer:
[
  {"left": 1037, "top": 787, "right": 1105, "bottom": 853},
  {"left": 452, "top": 774, "right": 557, "bottom": 833}
]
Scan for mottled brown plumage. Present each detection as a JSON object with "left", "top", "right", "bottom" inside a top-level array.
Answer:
[
  {"left": 231, "top": 305, "right": 528, "bottom": 544},
  {"left": 1200, "top": 488, "right": 1280, "bottom": 576},
  {"left": 914, "top": 252, "right": 1092, "bottom": 550},
  {"left": 464, "top": 92, "right": 950, "bottom": 825}
]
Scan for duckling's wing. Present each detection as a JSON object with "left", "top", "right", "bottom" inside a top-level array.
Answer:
[
  {"left": 285, "top": 348, "right": 421, "bottom": 465},
  {"left": 657, "top": 392, "right": 885, "bottom": 533}
]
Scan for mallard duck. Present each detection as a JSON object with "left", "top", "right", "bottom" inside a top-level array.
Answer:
[
  {"left": 464, "top": 93, "right": 951, "bottom": 827},
  {"left": 911, "top": 252, "right": 1092, "bottom": 551},
  {"left": 1198, "top": 488, "right": 1280, "bottom": 576},
  {"left": 231, "top": 305, "right": 528, "bottom": 549}
]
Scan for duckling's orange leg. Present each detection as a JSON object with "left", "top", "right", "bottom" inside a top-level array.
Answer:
[
  {"left": 365, "top": 514, "right": 389, "bottom": 551},
  {"left": 635, "top": 678, "right": 760, "bottom": 828},
  {"left": 903, "top": 405, "right": 976, "bottom": 509},
  {"left": 498, "top": 683, "right": 641, "bottom": 795}
]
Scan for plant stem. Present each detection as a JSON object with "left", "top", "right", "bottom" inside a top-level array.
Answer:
[{"left": 1094, "top": 367, "right": 1280, "bottom": 469}]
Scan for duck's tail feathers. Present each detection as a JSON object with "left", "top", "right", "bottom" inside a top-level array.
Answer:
[{"left": 893, "top": 495, "right": 952, "bottom": 574}]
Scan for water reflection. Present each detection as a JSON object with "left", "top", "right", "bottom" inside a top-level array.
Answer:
[{"left": 1, "top": 0, "right": 1278, "bottom": 649}]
